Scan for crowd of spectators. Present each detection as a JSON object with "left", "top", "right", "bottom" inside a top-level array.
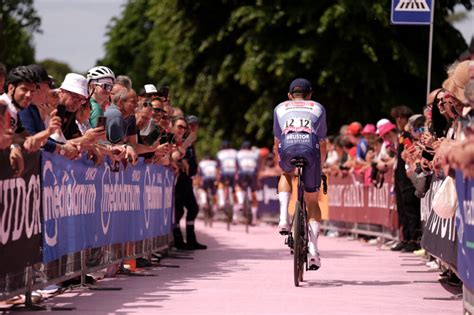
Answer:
[
  {"left": 322, "top": 48, "right": 474, "bottom": 285},
  {"left": 0, "top": 63, "right": 207, "bottom": 259}
]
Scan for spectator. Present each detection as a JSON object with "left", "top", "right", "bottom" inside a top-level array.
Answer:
[
  {"left": 171, "top": 117, "right": 207, "bottom": 250},
  {"left": 0, "top": 100, "right": 13, "bottom": 150},
  {"left": 115, "top": 75, "right": 133, "bottom": 90},
  {"left": 19, "top": 64, "right": 62, "bottom": 153},
  {"left": 87, "top": 66, "right": 115, "bottom": 128},
  {"left": 390, "top": 105, "right": 421, "bottom": 253}
]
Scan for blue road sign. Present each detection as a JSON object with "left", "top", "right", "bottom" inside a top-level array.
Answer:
[{"left": 391, "top": 0, "right": 433, "bottom": 25}]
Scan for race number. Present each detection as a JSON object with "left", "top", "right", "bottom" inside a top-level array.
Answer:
[{"left": 283, "top": 117, "right": 311, "bottom": 133}]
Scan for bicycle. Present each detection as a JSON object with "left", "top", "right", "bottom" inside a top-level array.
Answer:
[
  {"left": 203, "top": 186, "right": 215, "bottom": 228},
  {"left": 239, "top": 178, "right": 253, "bottom": 234},
  {"left": 286, "top": 157, "right": 327, "bottom": 287}
]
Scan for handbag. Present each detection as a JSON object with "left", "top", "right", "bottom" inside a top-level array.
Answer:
[{"left": 432, "top": 176, "right": 458, "bottom": 219}]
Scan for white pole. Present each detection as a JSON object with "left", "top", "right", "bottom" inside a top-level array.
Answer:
[{"left": 426, "top": 0, "right": 435, "bottom": 102}]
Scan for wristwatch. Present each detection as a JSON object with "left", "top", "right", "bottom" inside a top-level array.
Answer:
[
  {"left": 10, "top": 144, "right": 21, "bottom": 150},
  {"left": 59, "top": 145, "right": 66, "bottom": 156}
]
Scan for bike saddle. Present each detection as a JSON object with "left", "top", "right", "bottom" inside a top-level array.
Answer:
[{"left": 290, "top": 157, "right": 307, "bottom": 168}]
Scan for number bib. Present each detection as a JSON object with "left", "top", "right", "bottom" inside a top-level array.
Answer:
[{"left": 283, "top": 117, "right": 311, "bottom": 134}]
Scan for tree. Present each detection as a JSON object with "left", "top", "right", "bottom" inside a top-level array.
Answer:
[
  {"left": 39, "top": 59, "right": 73, "bottom": 87},
  {"left": 0, "top": 0, "right": 41, "bottom": 69},
  {"left": 102, "top": 0, "right": 472, "bottom": 156}
]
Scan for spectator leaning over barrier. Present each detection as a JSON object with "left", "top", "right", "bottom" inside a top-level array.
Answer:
[
  {"left": 19, "top": 64, "right": 63, "bottom": 154},
  {"left": 171, "top": 116, "right": 207, "bottom": 250},
  {"left": 0, "top": 100, "right": 13, "bottom": 150},
  {"left": 56, "top": 73, "right": 106, "bottom": 159},
  {"left": 87, "top": 66, "right": 115, "bottom": 128},
  {"left": 0, "top": 63, "right": 6, "bottom": 94},
  {"left": 390, "top": 105, "right": 421, "bottom": 253}
]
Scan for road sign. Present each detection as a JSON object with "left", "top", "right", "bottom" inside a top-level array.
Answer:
[{"left": 391, "top": 0, "right": 433, "bottom": 25}]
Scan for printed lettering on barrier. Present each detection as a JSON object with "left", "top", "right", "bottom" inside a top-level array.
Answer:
[
  {"left": 455, "top": 171, "right": 474, "bottom": 291},
  {"left": 256, "top": 177, "right": 279, "bottom": 217},
  {"left": 327, "top": 173, "right": 397, "bottom": 229},
  {"left": 42, "top": 152, "right": 174, "bottom": 263},
  {"left": 0, "top": 151, "right": 42, "bottom": 275}
]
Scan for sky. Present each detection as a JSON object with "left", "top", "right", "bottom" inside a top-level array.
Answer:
[{"left": 33, "top": 1, "right": 473, "bottom": 73}]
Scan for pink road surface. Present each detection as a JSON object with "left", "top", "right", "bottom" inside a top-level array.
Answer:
[{"left": 14, "top": 221, "right": 462, "bottom": 314}]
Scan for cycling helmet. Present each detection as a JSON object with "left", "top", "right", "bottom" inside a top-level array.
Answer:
[
  {"left": 27, "top": 64, "right": 50, "bottom": 83},
  {"left": 240, "top": 141, "right": 251, "bottom": 150},
  {"left": 6, "top": 66, "right": 37, "bottom": 86},
  {"left": 86, "top": 66, "right": 115, "bottom": 84}
]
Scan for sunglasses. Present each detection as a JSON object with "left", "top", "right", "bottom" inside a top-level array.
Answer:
[
  {"left": 413, "top": 127, "right": 425, "bottom": 133},
  {"left": 176, "top": 125, "right": 187, "bottom": 131},
  {"left": 95, "top": 82, "right": 113, "bottom": 92},
  {"left": 152, "top": 107, "right": 166, "bottom": 113}
]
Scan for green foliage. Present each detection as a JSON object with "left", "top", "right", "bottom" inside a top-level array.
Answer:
[
  {"left": 102, "top": 0, "right": 472, "bottom": 157},
  {"left": 0, "top": 0, "right": 41, "bottom": 69},
  {"left": 39, "top": 59, "right": 73, "bottom": 86}
]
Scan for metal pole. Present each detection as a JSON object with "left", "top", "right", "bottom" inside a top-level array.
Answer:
[{"left": 426, "top": 0, "right": 435, "bottom": 102}]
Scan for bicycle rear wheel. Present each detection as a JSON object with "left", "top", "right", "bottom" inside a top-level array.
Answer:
[{"left": 293, "top": 200, "right": 304, "bottom": 287}]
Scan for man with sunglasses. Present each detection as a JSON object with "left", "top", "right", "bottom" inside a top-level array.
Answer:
[{"left": 86, "top": 66, "right": 115, "bottom": 128}]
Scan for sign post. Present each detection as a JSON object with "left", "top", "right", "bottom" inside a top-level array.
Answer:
[{"left": 391, "top": 0, "right": 435, "bottom": 102}]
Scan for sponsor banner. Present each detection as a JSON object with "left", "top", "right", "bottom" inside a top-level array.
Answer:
[
  {"left": 0, "top": 151, "right": 42, "bottom": 275},
  {"left": 327, "top": 172, "right": 398, "bottom": 229},
  {"left": 421, "top": 178, "right": 457, "bottom": 267},
  {"left": 42, "top": 152, "right": 174, "bottom": 263},
  {"left": 455, "top": 171, "right": 474, "bottom": 291},
  {"left": 256, "top": 176, "right": 279, "bottom": 217}
]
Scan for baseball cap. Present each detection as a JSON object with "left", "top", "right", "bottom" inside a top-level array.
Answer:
[
  {"left": 186, "top": 115, "right": 199, "bottom": 125},
  {"left": 144, "top": 84, "right": 158, "bottom": 94},
  {"left": 376, "top": 118, "right": 390, "bottom": 135},
  {"left": 347, "top": 122, "right": 362, "bottom": 136},
  {"left": 289, "top": 78, "right": 312, "bottom": 94},
  {"left": 60, "top": 73, "right": 88, "bottom": 97}
]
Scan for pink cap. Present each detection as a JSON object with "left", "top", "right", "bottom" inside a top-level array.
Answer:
[
  {"left": 378, "top": 122, "right": 397, "bottom": 137},
  {"left": 361, "top": 124, "right": 376, "bottom": 135}
]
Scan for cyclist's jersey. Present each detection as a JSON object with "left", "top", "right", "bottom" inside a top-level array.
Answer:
[
  {"left": 237, "top": 149, "right": 259, "bottom": 175},
  {"left": 273, "top": 100, "right": 327, "bottom": 141},
  {"left": 198, "top": 159, "right": 218, "bottom": 180},
  {"left": 216, "top": 148, "right": 238, "bottom": 175}
]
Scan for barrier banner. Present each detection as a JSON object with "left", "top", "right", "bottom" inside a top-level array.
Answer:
[
  {"left": 455, "top": 171, "right": 474, "bottom": 291},
  {"left": 327, "top": 172, "right": 398, "bottom": 229},
  {"left": 42, "top": 152, "right": 174, "bottom": 263},
  {"left": 256, "top": 176, "right": 279, "bottom": 217},
  {"left": 0, "top": 151, "right": 42, "bottom": 274},
  {"left": 421, "top": 178, "right": 457, "bottom": 267}
]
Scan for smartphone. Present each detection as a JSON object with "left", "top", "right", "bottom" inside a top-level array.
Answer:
[
  {"left": 56, "top": 104, "right": 67, "bottom": 122},
  {"left": 421, "top": 150, "right": 434, "bottom": 161},
  {"left": 166, "top": 133, "right": 175, "bottom": 144},
  {"left": 402, "top": 138, "right": 413, "bottom": 149},
  {"left": 97, "top": 116, "right": 107, "bottom": 128}
]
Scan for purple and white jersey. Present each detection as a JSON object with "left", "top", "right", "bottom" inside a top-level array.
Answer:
[
  {"left": 237, "top": 149, "right": 259, "bottom": 174},
  {"left": 217, "top": 148, "right": 238, "bottom": 174},
  {"left": 273, "top": 100, "right": 327, "bottom": 141},
  {"left": 199, "top": 159, "right": 218, "bottom": 179}
]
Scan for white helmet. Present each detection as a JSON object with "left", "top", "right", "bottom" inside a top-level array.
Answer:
[{"left": 86, "top": 66, "right": 115, "bottom": 84}]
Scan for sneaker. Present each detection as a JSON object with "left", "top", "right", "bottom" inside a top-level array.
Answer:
[
  {"left": 401, "top": 241, "right": 420, "bottom": 253},
  {"left": 278, "top": 221, "right": 290, "bottom": 235},
  {"left": 308, "top": 253, "right": 321, "bottom": 271},
  {"left": 391, "top": 241, "right": 407, "bottom": 251},
  {"left": 426, "top": 260, "right": 439, "bottom": 270},
  {"left": 413, "top": 248, "right": 426, "bottom": 257}
]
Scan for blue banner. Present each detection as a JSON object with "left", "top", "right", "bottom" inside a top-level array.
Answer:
[
  {"left": 456, "top": 170, "right": 474, "bottom": 291},
  {"left": 41, "top": 152, "right": 174, "bottom": 263}
]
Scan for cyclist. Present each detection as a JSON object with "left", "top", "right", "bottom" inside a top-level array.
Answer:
[
  {"left": 236, "top": 141, "right": 260, "bottom": 224},
  {"left": 273, "top": 78, "right": 327, "bottom": 270},
  {"left": 216, "top": 140, "right": 238, "bottom": 221},
  {"left": 198, "top": 155, "right": 218, "bottom": 210}
]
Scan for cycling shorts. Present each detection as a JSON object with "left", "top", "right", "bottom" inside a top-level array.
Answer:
[
  {"left": 202, "top": 178, "right": 217, "bottom": 195},
  {"left": 278, "top": 132, "right": 321, "bottom": 193},
  {"left": 220, "top": 173, "right": 236, "bottom": 187},
  {"left": 238, "top": 173, "right": 258, "bottom": 192}
]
